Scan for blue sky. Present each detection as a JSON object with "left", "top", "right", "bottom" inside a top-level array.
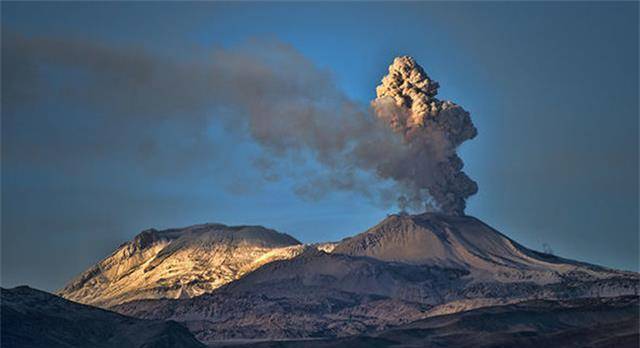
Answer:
[{"left": 2, "top": 2, "right": 638, "bottom": 291}]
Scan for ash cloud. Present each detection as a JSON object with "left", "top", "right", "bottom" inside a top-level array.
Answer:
[
  {"left": 371, "top": 56, "right": 478, "bottom": 214},
  {"left": 3, "top": 32, "right": 477, "bottom": 215}
]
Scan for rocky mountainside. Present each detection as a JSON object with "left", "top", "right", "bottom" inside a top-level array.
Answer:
[
  {"left": 217, "top": 296, "right": 639, "bottom": 348},
  {"left": 1, "top": 286, "right": 204, "bottom": 348},
  {"left": 58, "top": 223, "right": 304, "bottom": 307},
  {"left": 113, "top": 249, "right": 460, "bottom": 342},
  {"left": 333, "top": 213, "right": 632, "bottom": 286},
  {"left": 112, "top": 213, "right": 639, "bottom": 344}
]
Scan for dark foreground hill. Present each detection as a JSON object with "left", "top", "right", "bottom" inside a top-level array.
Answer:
[
  {"left": 213, "top": 296, "right": 640, "bottom": 348},
  {"left": 1, "top": 286, "right": 205, "bottom": 348}
]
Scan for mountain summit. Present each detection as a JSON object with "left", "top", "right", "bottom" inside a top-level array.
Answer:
[
  {"left": 58, "top": 223, "right": 303, "bottom": 307},
  {"left": 334, "top": 213, "right": 623, "bottom": 285}
]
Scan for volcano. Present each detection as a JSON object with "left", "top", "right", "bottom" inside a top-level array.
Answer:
[
  {"left": 66, "top": 213, "right": 637, "bottom": 344},
  {"left": 334, "top": 213, "right": 628, "bottom": 286}
]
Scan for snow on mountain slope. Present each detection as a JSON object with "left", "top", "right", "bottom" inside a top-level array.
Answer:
[{"left": 58, "top": 223, "right": 304, "bottom": 307}]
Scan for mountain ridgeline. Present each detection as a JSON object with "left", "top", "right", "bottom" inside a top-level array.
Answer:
[
  {"left": 58, "top": 223, "right": 305, "bottom": 307},
  {"left": 54, "top": 213, "right": 639, "bottom": 345}
]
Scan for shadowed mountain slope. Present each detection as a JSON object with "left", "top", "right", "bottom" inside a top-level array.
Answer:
[
  {"left": 1, "top": 286, "right": 204, "bottom": 348},
  {"left": 214, "top": 296, "right": 639, "bottom": 348}
]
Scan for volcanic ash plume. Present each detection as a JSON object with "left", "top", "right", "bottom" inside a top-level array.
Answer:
[
  {"left": 371, "top": 56, "right": 478, "bottom": 215},
  {"left": 5, "top": 32, "right": 478, "bottom": 216}
]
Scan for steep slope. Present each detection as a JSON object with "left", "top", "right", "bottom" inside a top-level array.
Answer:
[
  {"left": 334, "top": 213, "right": 629, "bottom": 284},
  {"left": 58, "top": 223, "right": 303, "bottom": 307},
  {"left": 333, "top": 213, "right": 638, "bottom": 314},
  {"left": 1, "top": 286, "right": 204, "bottom": 348},
  {"left": 218, "top": 296, "right": 639, "bottom": 348},
  {"left": 113, "top": 214, "right": 638, "bottom": 343}
]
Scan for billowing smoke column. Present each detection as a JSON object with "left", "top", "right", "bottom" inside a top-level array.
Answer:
[{"left": 371, "top": 56, "right": 478, "bottom": 215}]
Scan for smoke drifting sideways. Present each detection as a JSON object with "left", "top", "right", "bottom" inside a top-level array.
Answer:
[{"left": 3, "top": 33, "right": 477, "bottom": 215}]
